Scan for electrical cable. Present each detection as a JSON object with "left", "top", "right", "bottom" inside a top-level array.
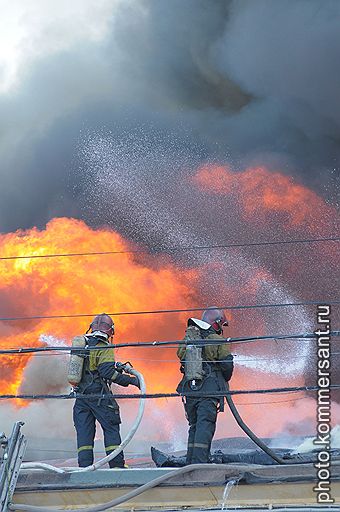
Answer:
[
  {"left": 0, "top": 298, "right": 339, "bottom": 322},
  {"left": 15, "top": 350, "right": 340, "bottom": 362},
  {"left": 1, "top": 384, "right": 339, "bottom": 401},
  {"left": 2, "top": 235, "right": 339, "bottom": 261},
  {"left": 1, "top": 331, "right": 338, "bottom": 354},
  {"left": 235, "top": 395, "right": 309, "bottom": 405}
]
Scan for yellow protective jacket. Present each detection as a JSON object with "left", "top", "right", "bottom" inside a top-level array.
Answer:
[
  {"left": 177, "top": 329, "right": 233, "bottom": 384},
  {"left": 81, "top": 336, "right": 134, "bottom": 390},
  {"left": 177, "top": 332, "right": 231, "bottom": 363}
]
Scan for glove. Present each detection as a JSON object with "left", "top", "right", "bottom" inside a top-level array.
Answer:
[
  {"left": 128, "top": 376, "right": 140, "bottom": 389},
  {"left": 114, "top": 373, "right": 140, "bottom": 388},
  {"left": 219, "top": 354, "right": 234, "bottom": 382}
]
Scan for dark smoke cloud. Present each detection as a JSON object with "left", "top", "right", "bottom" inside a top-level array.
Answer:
[
  {"left": 0, "top": 0, "right": 339, "bottom": 441},
  {"left": 0, "top": 0, "right": 339, "bottom": 233},
  {"left": 212, "top": 0, "right": 340, "bottom": 185}
]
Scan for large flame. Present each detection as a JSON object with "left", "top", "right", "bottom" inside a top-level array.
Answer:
[
  {"left": 193, "top": 164, "right": 337, "bottom": 234},
  {"left": 0, "top": 217, "right": 196, "bottom": 396},
  {"left": 0, "top": 165, "right": 339, "bottom": 439},
  {"left": 193, "top": 164, "right": 339, "bottom": 315}
]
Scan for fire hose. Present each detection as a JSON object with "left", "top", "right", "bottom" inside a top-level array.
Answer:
[
  {"left": 20, "top": 366, "right": 146, "bottom": 474},
  {"left": 9, "top": 379, "right": 340, "bottom": 511},
  {"left": 224, "top": 382, "right": 286, "bottom": 464},
  {"left": 9, "top": 464, "right": 239, "bottom": 512},
  {"left": 224, "top": 383, "right": 340, "bottom": 466},
  {"left": 9, "top": 460, "right": 340, "bottom": 512}
]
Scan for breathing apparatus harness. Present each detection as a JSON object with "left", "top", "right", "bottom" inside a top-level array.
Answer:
[
  {"left": 67, "top": 333, "right": 133, "bottom": 401},
  {"left": 182, "top": 318, "right": 223, "bottom": 388},
  {"left": 180, "top": 318, "right": 229, "bottom": 412},
  {"left": 67, "top": 313, "right": 118, "bottom": 392},
  {"left": 67, "top": 334, "right": 104, "bottom": 391},
  {"left": 182, "top": 318, "right": 207, "bottom": 389}
]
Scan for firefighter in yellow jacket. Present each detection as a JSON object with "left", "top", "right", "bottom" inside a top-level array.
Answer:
[
  {"left": 177, "top": 308, "right": 233, "bottom": 464},
  {"left": 72, "top": 314, "right": 139, "bottom": 468}
]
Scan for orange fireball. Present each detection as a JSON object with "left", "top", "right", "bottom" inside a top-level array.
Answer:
[
  {"left": 193, "top": 165, "right": 337, "bottom": 234},
  {"left": 0, "top": 218, "right": 196, "bottom": 395}
]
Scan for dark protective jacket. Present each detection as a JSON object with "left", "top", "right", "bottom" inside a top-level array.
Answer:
[
  {"left": 73, "top": 334, "right": 133, "bottom": 469},
  {"left": 176, "top": 325, "right": 234, "bottom": 464}
]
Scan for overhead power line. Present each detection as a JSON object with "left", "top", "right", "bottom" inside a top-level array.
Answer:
[
  {"left": 0, "top": 299, "right": 339, "bottom": 323},
  {"left": 0, "top": 236, "right": 339, "bottom": 261},
  {"left": 0, "top": 331, "right": 339, "bottom": 355},
  {"left": 1, "top": 384, "right": 340, "bottom": 401},
  {"left": 19, "top": 351, "right": 340, "bottom": 362},
  {"left": 236, "top": 395, "right": 310, "bottom": 406}
]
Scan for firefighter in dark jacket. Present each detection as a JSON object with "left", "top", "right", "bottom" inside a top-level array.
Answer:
[
  {"left": 177, "top": 308, "right": 233, "bottom": 464},
  {"left": 72, "top": 313, "right": 139, "bottom": 468}
]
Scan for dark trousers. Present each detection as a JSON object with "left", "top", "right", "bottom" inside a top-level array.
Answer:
[
  {"left": 184, "top": 397, "right": 218, "bottom": 464},
  {"left": 73, "top": 398, "right": 124, "bottom": 468}
]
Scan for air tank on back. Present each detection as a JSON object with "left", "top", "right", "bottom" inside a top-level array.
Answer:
[{"left": 67, "top": 335, "right": 87, "bottom": 386}]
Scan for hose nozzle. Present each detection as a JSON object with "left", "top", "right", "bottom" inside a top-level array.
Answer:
[{"left": 122, "top": 362, "right": 134, "bottom": 374}]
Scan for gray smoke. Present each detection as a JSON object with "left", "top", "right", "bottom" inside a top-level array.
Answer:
[
  {"left": 0, "top": 0, "right": 339, "bottom": 233},
  {"left": 2, "top": 0, "right": 340, "bottom": 447}
]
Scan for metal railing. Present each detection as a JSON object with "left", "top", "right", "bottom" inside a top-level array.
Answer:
[{"left": 0, "top": 423, "right": 27, "bottom": 512}]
